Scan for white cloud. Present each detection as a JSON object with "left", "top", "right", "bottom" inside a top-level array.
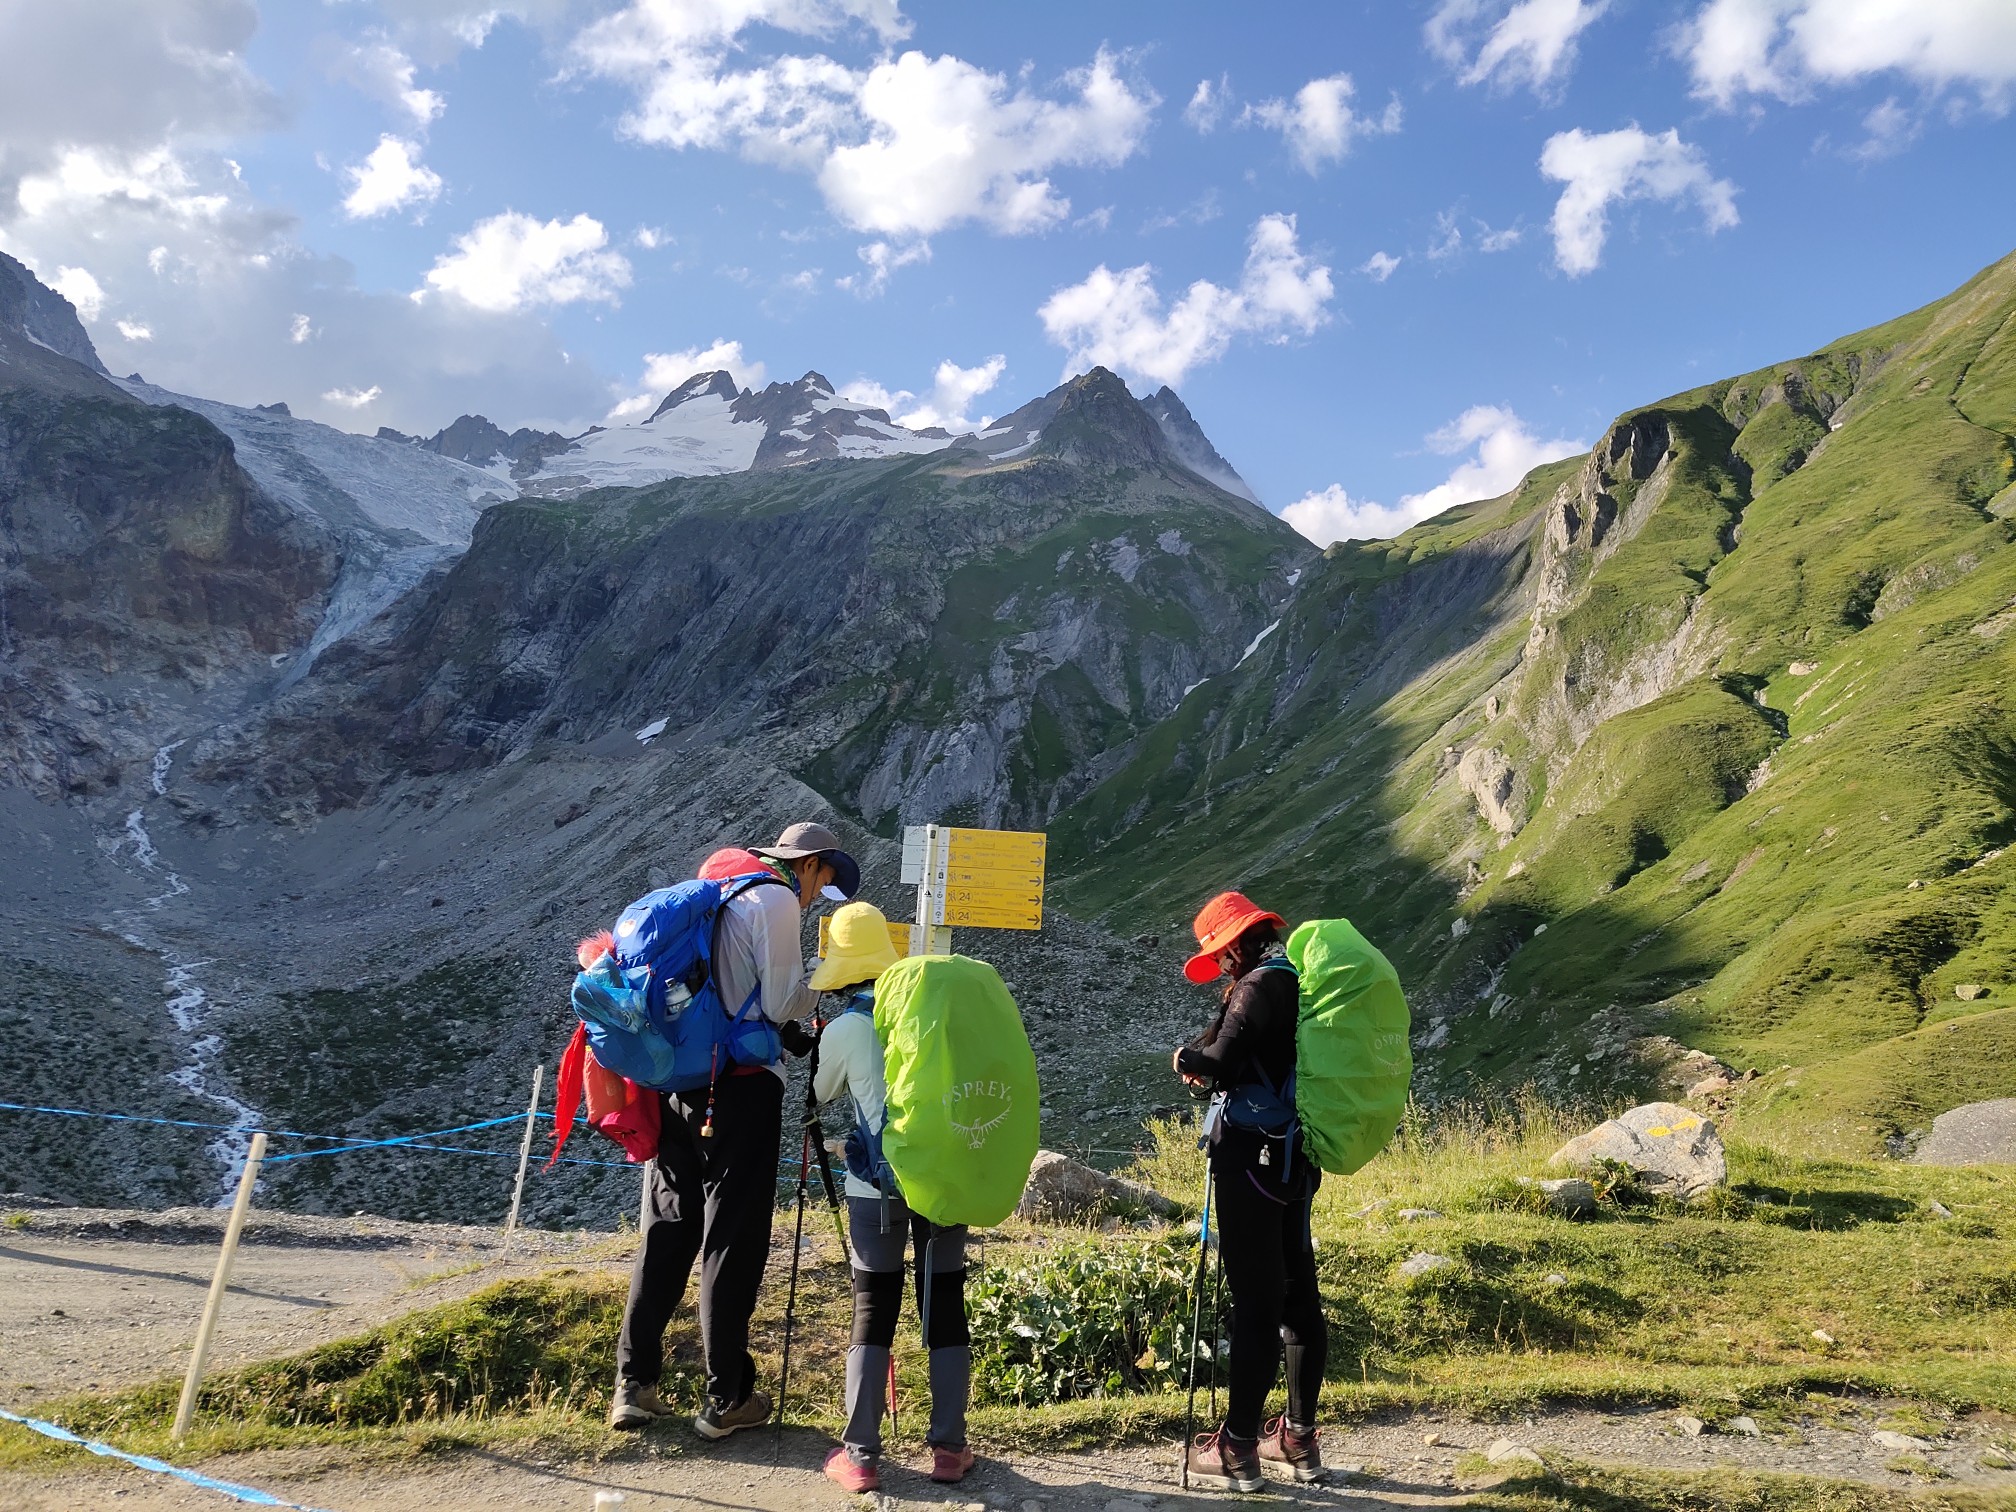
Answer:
[
  {"left": 421, "top": 211, "right": 632, "bottom": 311},
  {"left": 840, "top": 353, "right": 1005, "bottom": 431},
  {"left": 820, "top": 49, "right": 1155, "bottom": 236},
  {"left": 115, "top": 318, "right": 154, "bottom": 341},
  {"left": 0, "top": 0, "right": 281, "bottom": 193},
  {"left": 572, "top": 4, "right": 1154, "bottom": 238},
  {"left": 1039, "top": 213, "right": 1334, "bottom": 389},
  {"left": 1185, "top": 75, "right": 1231, "bottom": 132},
  {"left": 3, "top": 138, "right": 615, "bottom": 435},
  {"left": 1282, "top": 405, "right": 1585, "bottom": 546},
  {"left": 835, "top": 237, "right": 931, "bottom": 296},
  {"left": 51, "top": 265, "right": 106, "bottom": 321},
  {"left": 322, "top": 384, "right": 383, "bottom": 408},
  {"left": 1426, "top": 0, "right": 1610, "bottom": 98},
  {"left": 1427, "top": 209, "right": 1526, "bottom": 261},
  {"left": 341, "top": 136, "right": 444, "bottom": 219},
  {"left": 1538, "top": 125, "right": 1738, "bottom": 276},
  {"left": 329, "top": 35, "right": 445, "bottom": 125},
  {"left": 1360, "top": 250, "right": 1401, "bottom": 282},
  {"left": 607, "top": 340, "right": 769, "bottom": 420},
  {"left": 1679, "top": 0, "right": 2016, "bottom": 110},
  {"left": 1242, "top": 74, "right": 1401, "bottom": 174},
  {"left": 1850, "top": 96, "right": 1923, "bottom": 159},
  {"left": 633, "top": 225, "right": 671, "bottom": 249}
]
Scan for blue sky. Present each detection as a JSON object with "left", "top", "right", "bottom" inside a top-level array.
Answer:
[{"left": 2, "top": 2, "right": 2013, "bottom": 542}]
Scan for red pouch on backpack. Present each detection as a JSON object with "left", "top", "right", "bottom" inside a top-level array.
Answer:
[{"left": 549, "top": 934, "right": 663, "bottom": 1168}]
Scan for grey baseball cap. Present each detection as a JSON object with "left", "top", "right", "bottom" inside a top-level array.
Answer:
[{"left": 752, "top": 821, "right": 861, "bottom": 900}]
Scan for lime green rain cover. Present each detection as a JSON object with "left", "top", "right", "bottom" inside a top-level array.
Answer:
[
  {"left": 873, "top": 954, "right": 1041, "bottom": 1228},
  {"left": 1286, "top": 918, "right": 1413, "bottom": 1176}
]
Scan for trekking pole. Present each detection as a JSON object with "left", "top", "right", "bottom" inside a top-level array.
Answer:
[
  {"left": 775, "top": 1124, "right": 813, "bottom": 1451},
  {"left": 1180, "top": 1161, "right": 1215, "bottom": 1490},
  {"left": 1208, "top": 1236, "right": 1225, "bottom": 1422}
]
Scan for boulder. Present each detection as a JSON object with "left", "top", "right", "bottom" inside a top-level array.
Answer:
[
  {"left": 1913, "top": 1099, "right": 2016, "bottom": 1167},
  {"left": 1014, "top": 1150, "right": 1180, "bottom": 1223},
  {"left": 1516, "top": 1176, "right": 1596, "bottom": 1218},
  {"left": 1398, "top": 1252, "right": 1454, "bottom": 1278},
  {"left": 1955, "top": 983, "right": 1988, "bottom": 1001},
  {"left": 1549, "top": 1102, "right": 1727, "bottom": 1199}
]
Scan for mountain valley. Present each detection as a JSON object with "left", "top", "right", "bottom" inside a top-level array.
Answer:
[{"left": 1, "top": 245, "right": 2012, "bottom": 1220}]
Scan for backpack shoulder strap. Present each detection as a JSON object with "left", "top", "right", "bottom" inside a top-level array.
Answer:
[{"left": 708, "top": 871, "right": 792, "bottom": 1022}]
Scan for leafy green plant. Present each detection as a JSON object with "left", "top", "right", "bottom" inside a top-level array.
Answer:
[{"left": 967, "top": 1236, "right": 1220, "bottom": 1406}]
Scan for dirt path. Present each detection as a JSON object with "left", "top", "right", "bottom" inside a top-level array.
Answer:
[
  {"left": 3, "top": 1216, "right": 2015, "bottom": 1508},
  {"left": 0, "top": 1207, "right": 604, "bottom": 1406}
]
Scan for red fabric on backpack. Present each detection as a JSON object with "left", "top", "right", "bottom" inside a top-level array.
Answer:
[
  {"left": 549, "top": 929, "right": 662, "bottom": 1168},
  {"left": 548, "top": 1023, "right": 662, "bottom": 1167}
]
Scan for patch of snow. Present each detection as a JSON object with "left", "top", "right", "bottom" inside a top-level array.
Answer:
[
  {"left": 1286, "top": 568, "right": 1303, "bottom": 586},
  {"left": 1183, "top": 678, "right": 1208, "bottom": 697},
  {"left": 636, "top": 717, "right": 670, "bottom": 744},
  {"left": 1236, "top": 617, "right": 1282, "bottom": 665},
  {"left": 779, "top": 426, "right": 812, "bottom": 440},
  {"left": 992, "top": 436, "right": 1039, "bottom": 460},
  {"left": 538, "top": 392, "right": 765, "bottom": 487}
]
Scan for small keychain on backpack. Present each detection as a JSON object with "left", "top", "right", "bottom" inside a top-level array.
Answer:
[{"left": 1259, "top": 1141, "right": 1273, "bottom": 1167}]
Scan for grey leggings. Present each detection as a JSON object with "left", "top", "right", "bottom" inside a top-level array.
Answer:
[{"left": 841, "top": 1193, "right": 969, "bottom": 1459}]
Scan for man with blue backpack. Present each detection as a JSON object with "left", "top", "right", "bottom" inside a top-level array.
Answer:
[{"left": 589, "top": 821, "right": 861, "bottom": 1437}]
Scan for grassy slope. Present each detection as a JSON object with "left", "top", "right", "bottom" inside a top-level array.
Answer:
[{"left": 1054, "top": 251, "right": 2016, "bottom": 1152}]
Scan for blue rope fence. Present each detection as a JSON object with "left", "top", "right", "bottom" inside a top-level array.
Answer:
[
  {"left": 0, "top": 1407, "right": 337, "bottom": 1510},
  {"left": 0, "top": 1099, "right": 817, "bottom": 1182}
]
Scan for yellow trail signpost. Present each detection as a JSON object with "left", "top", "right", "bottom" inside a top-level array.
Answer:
[{"left": 901, "top": 823, "right": 1047, "bottom": 950}]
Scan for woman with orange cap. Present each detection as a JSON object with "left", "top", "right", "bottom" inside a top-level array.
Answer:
[{"left": 1171, "top": 891, "right": 1328, "bottom": 1491}]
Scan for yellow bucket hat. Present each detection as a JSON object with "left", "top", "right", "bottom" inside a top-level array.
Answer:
[{"left": 807, "top": 901, "right": 902, "bottom": 992}]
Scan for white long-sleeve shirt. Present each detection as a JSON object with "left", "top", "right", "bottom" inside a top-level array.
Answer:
[
  {"left": 713, "top": 875, "right": 817, "bottom": 1081},
  {"left": 812, "top": 1004, "right": 887, "bottom": 1199}
]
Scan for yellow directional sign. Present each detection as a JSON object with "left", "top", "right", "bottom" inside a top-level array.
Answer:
[
  {"left": 818, "top": 915, "right": 914, "bottom": 957},
  {"left": 937, "top": 827, "right": 1046, "bottom": 930}
]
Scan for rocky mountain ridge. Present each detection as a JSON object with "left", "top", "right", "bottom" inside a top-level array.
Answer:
[{"left": 0, "top": 257, "right": 1295, "bottom": 1218}]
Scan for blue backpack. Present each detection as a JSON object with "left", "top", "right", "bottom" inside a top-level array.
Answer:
[{"left": 570, "top": 874, "right": 787, "bottom": 1092}]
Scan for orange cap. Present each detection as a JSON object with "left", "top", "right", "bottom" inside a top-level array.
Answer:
[{"left": 1182, "top": 890, "right": 1287, "bottom": 984}]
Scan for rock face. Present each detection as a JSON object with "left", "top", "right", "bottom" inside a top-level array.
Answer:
[
  {"left": 1014, "top": 1150, "right": 1179, "bottom": 1222},
  {"left": 0, "top": 253, "right": 108, "bottom": 375},
  {"left": 1913, "top": 1099, "right": 2016, "bottom": 1166},
  {"left": 1550, "top": 1102, "right": 1727, "bottom": 1199}
]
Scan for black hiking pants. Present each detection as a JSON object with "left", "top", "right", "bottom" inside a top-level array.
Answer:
[
  {"left": 617, "top": 1071, "right": 783, "bottom": 1407},
  {"left": 1214, "top": 1159, "right": 1327, "bottom": 1439}
]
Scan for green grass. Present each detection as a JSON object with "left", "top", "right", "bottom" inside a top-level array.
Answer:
[
  {"left": 7, "top": 1102, "right": 2013, "bottom": 1473},
  {"left": 1468, "top": 1462, "right": 2016, "bottom": 1512}
]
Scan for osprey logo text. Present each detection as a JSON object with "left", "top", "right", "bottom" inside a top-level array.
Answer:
[{"left": 944, "top": 1078, "right": 1014, "bottom": 1149}]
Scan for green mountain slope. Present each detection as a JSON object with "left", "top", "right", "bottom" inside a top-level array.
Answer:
[{"left": 1055, "top": 251, "right": 2016, "bottom": 1154}]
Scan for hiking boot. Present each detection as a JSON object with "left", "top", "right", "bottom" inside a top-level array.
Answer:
[
  {"left": 1184, "top": 1428, "right": 1263, "bottom": 1492},
  {"left": 930, "top": 1445, "right": 977, "bottom": 1483},
  {"left": 1259, "top": 1415, "right": 1325, "bottom": 1482},
  {"left": 692, "top": 1388, "right": 772, "bottom": 1440},
  {"left": 608, "top": 1379, "right": 673, "bottom": 1431},
  {"left": 823, "top": 1446, "right": 880, "bottom": 1492}
]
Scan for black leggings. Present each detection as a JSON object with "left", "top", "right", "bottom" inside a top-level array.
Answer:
[{"left": 1213, "top": 1161, "right": 1326, "bottom": 1439}]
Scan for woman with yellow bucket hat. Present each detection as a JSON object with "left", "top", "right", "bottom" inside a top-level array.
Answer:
[{"left": 808, "top": 901, "right": 977, "bottom": 1493}]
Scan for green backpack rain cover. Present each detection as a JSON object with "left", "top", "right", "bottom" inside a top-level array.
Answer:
[
  {"left": 872, "top": 954, "right": 1042, "bottom": 1228},
  {"left": 1287, "top": 917, "right": 1412, "bottom": 1176}
]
